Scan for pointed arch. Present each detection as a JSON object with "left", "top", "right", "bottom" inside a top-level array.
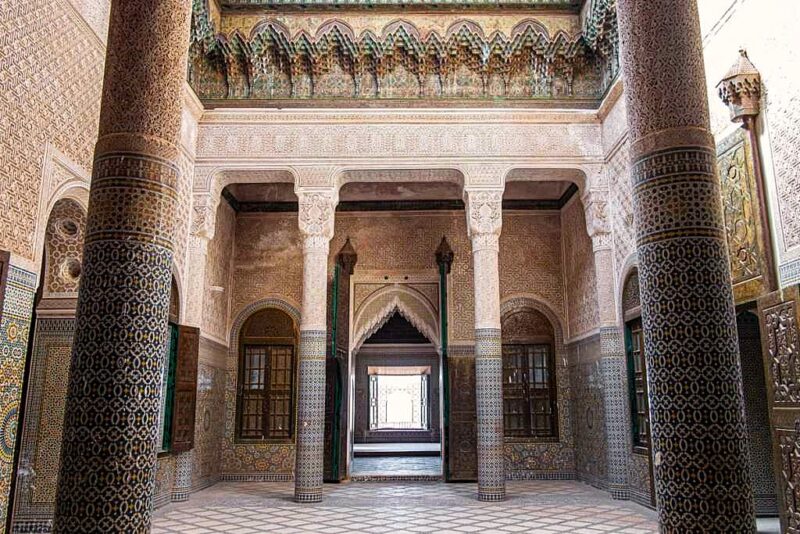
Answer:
[{"left": 352, "top": 286, "right": 439, "bottom": 354}]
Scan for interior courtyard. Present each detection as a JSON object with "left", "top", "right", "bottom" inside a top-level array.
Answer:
[{"left": 1, "top": 0, "right": 799, "bottom": 532}]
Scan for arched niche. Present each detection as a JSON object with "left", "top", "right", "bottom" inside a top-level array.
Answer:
[
  {"left": 621, "top": 268, "right": 641, "bottom": 323},
  {"left": 42, "top": 198, "right": 87, "bottom": 298},
  {"left": 235, "top": 306, "right": 299, "bottom": 442}
]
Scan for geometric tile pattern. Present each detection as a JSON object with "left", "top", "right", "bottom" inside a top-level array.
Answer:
[
  {"left": 350, "top": 456, "right": 442, "bottom": 480},
  {"left": 599, "top": 327, "right": 631, "bottom": 500},
  {"left": 11, "top": 318, "right": 75, "bottom": 532},
  {"left": 152, "top": 480, "right": 659, "bottom": 533},
  {"left": 0, "top": 265, "right": 37, "bottom": 531},
  {"left": 475, "top": 328, "right": 505, "bottom": 502},
  {"left": 294, "top": 330, "right": 327, "bottom": 503},
  {"left": 617, "top": 1, "right": 757, "bottom": 529}
]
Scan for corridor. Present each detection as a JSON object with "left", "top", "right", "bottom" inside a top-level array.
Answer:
[{"left": 152, "top": 481, "right": 658, "bottom": 533}]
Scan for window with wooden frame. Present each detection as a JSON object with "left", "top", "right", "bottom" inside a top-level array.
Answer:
[
  {"left": 502, "top": 343, "right": 558, "bottom": 438},
  {"left": 626, "top": 318, "right": 650, "bottom": 451},
  {"left": 236, "top": 308, "right": 297, "bottom": 442}
]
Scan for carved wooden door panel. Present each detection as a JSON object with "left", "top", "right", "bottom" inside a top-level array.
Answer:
[
  {"left": 447, "top": 355, "right": 477, "bottom": 481},
  {"left": 758, "top": 286, "right": 800, "bottom": 533},
  {"left": 171, "top": 325, "right": 199, "bottom": 453}
]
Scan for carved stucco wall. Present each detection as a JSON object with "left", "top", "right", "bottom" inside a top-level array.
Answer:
[
  {"left": 561, "top": 197, "right": 598, "bottom": 340},
  {"left": 701, "top": 0, "right": 800, "bottom": 285},
  {"left": 66, "top": 0, "right": 110, "bottom": 43},
  {"left": 0, "top": 0, "right": 105, "bottom": 263},
  {"left": 203, "top": 201, "right": 236, "bottom": 343},
  {"left": 231, "top": 213, "right": 303, "bottom": 329},
  {"left": 333, "top": 212, "right": 474, "bottom": 343},
  {"left": 194, "top": 110, "right": 605, "bottom": 169},
  {"left": 500, "top": 212, "right": 565, "bottom": 318}
]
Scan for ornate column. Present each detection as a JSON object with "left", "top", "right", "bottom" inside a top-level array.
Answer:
[
  {"left": 465, "top": 188, "right": 505, "bottom": 502},
  {"left": 294, "top": 189, "right": 337, "bottom": 503},
  {"left": 617, "top": 1, "right": 756, "bottom": 530},
  {"left": 53, "top": 1, "right": 192, "bottom": 531},
  {"left": 583, "top": 189, "right": 631, "bottom": 500}
]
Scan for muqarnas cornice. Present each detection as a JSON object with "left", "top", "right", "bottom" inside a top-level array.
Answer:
[{"left": 188, "top": 0, "right": 619, "bottom": 105}]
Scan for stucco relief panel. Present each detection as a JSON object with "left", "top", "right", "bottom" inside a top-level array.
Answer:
[
  {"left": 0, "top": 0, "right": 104, "bottom": 261},
  {"left": 499, "top": 213, "right": 565, "bottom": 319},
  {"left": 43, "top": 199, "right": 86, "bottom": 296},
  {"left": 333, "top": 213, "right": 474, "bottom": 343},
  {"left": 231, "top": 213, "right": 304, "bottom": 327},
  {"left": 203, "top": 201, "right": 236, "bottom": 342},
  {"left": 607, "top": 140, "right": 635, "bottom": 281},
  {"left": 561, "top": 199, "right": 599, "bottom": 339}
]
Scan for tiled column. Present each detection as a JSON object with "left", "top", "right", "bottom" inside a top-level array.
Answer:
[
  {"left": 294, "top": 190, "right": 337, "bottom": 503},
  {"left": 617, "top": 0, "right": 756, "bottom": 530},
  {"left": 465, "top": 188, "right": 505, "bottom": 502},
  {"left": 583, "top": 189, "right": 631, "bottom": 500},
  {"left": 52, "top": 1, "right": 192, "bottom": 531}
]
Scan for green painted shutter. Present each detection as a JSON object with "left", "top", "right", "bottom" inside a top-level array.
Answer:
[{"left": 162, "top": 323, "right": 179, "bottom": 451}]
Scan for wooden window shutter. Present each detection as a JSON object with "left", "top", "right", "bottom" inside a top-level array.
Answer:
[
  {"left": 0, "top": 250, "right": 10, "bottom": 319},
  {"left": 171, "top": 325, "right": 199, "bottom": 453}
]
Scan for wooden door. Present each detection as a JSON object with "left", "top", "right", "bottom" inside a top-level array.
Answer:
[{"left": 758, "top": 285, "right": 800, "bottom": 532}]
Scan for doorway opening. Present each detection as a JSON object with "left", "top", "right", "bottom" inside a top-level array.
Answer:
[{"left": 351, "top": 312, "right": 442, "bottom": 479}]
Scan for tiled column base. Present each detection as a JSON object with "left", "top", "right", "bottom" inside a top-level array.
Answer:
[
  {"left": 600, "top": 327, "right": 630, "bottom": 501},
  {"left": 475, "top": 328, "right": 505, "bottom": 502},
  {"left": 294, "top": 330, "right": 327, "bottom": 503},
  {"left": 172, "top": 451, "right": 193, "bottom": 502}
]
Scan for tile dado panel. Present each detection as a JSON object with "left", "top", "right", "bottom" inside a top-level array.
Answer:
[
  {"left": 568, "top": 334, "right": 607, "bottom": 490},
  {"left": 0, "top": 265, "right": 37, "bottom": 532},
  {"left": 9, "top": 318, "right": 73, "bottom": 533}
]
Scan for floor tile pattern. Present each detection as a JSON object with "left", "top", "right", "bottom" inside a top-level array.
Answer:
[
  {"left": 153, "top": 480, "right": 659, "bottom": 533},
  {"left": 351, "top": 456, "right": 442, "bottom": 477}
]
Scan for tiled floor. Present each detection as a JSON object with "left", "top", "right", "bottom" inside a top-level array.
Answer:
[
  {"left": 152, "top": 480, "right": 659, "bottom": 533},
  {"left": 351, "top": 455, "right": 442, "bottom": 478},
  {"left": 353, "top": 442, "right": 442, "bottom": 454}
]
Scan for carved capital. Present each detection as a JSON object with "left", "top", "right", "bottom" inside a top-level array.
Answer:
[
  {"left": 462, "top": 164, "right": 507, "bottom": 189},
  {"left": 465, "top": 189, "right": 503, "bottom": 251},
  {"left": 297, "top": 189, "right": 338, "bottom": 250},
  {"left": 190, "top": 192, "right": 218, "bottom": 240},
  {"left": 582, "top": 188, "right": 611, "bottom": 250}
]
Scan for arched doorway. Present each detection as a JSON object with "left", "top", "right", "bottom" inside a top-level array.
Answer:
[{"left": 351, "top": 311, "right": 442, "bottom": 480}]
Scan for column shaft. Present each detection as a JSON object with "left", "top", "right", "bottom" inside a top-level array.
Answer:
[
  {"left": 590, "top": 231, "right": 631, "bottom": 499},
  {"left": 466, "top": 190, "right": 505, "bottom": 502},
  {"left": 617, "top": 0, "right": 755, "bottom": 530},
  {"left": 53, "top": 1, "right": 192, "bottom": 531},
  {"left": 294, "top": 193, "right": 335, "bottom": 503}
]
